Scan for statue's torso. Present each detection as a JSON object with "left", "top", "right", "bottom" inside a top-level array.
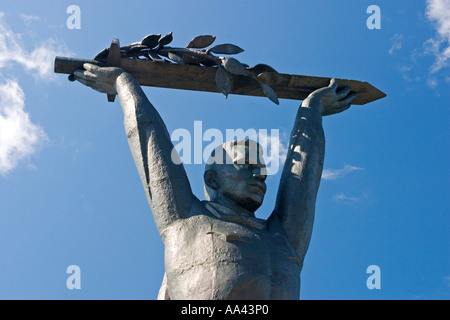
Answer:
[{"left": 160, "top": 201, "right": 301, "bottom": 300}]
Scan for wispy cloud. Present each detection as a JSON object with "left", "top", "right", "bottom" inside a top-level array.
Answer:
[
  {"left": 332, "top": 190, "right": 374, "bottom": 205},
  {"left": 424, "top": 0, "right": 450, "bottom": 73},
  {"left": 333, "top": 193, "right": 361, "bottom": 202},
  {"left": 444, "top": 276, "right": 450, "bottom": 288},
  {"left": 322, "top": 164, "right": 363, "bottom": 180},
  {"left": 257, "top": 129, "right": 288, "bottom": 169},
  {"left": 0, "top": 12, "right": 71, "bottom": 174},
  {"left": 20, "top": 13, "right": 40, "bottom": 26},
  {"left": 389, "top": 34, "right": 403, "bottom": 55},
  {"left": 392, "top": 2, "right": 450, "bottom": 88},
  {"left": 0, "top": 80, "right": 47, "bottom": 174},
  {"left": 0, "top": 13, "right": 71, "bottom": 80},
  {"left": 397, "top": 65, "right": 421, "bottom": 83}
]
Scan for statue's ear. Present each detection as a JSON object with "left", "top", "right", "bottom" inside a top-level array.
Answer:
[{"left": 204, "top": 170, "right": 219, "bottom": 190}]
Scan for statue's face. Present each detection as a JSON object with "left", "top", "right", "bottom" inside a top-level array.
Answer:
[
  {"left": 214, "top": 153, "right": 267, "bottom": 213},
  {"left": 219, "top": 164, "right": 266, "bottom": 212}
]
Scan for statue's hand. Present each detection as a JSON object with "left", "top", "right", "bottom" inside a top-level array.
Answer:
[
  {"left": 74, "top": 63, "right": 124, "bottom": 95},
  {"left": 309, "top": 78, "right": 357, "bottom": 116}
]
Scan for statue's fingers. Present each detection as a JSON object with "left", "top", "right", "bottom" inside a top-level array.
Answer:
[
  {"left": 346, "top": 92, "right": 358, "bottom": 104},
  {"left": 336, "top": 87, "right": 351, "bottom": 100},
  {"left": 83, "top": 63, "right": 100, "bottom": 73},
  {"left": 74, "top": 77, "right": 95, "bottom": 88},
  {"left": 330, "top": 103, "right": 351, "bottom": 116},
  {"left": 74, "top": 69, "right": 97, "bottom": 81},
  {"left": 84, "top": 70, "right": 97, "bottom": 79},
  {"left": 328, "top": 78, "right": 338, "bottom": 91},
  {"left": 75, "top": 77, "right": 95, "bottom": 87},
  {"left": 73, "top": 70, "right": 96, "bottom": 87},
  {"left": 337, "top": 92, "right": 357, "bottom": 106},
  {"left": 74, "top": 77, "right": 88, "bottom": 86},
  {"left": 73, "top": 69, "right": 87, "bottom": 80},
  {"left": 338, "top": 104, "right": 351, "bottom": 113}
]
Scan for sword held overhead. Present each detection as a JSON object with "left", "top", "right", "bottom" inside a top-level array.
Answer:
[{"left": 54, "top": 34, "right": 386, "bottom": 105}]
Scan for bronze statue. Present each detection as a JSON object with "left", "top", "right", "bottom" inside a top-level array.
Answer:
[{"left": 74, "top": 63, "right": 357, "bottom": 299}]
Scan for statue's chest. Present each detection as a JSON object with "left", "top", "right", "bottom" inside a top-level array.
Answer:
[
  {"left": 163, "top": 214, "right": 301, "bottom": 299},
  {"left": 206, "top": 217, "right": 299, "bottom": 269}
]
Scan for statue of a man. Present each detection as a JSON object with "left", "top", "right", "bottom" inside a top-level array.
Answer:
[{"left": 74, "top": 63, "right": 356, "bottom": 299}]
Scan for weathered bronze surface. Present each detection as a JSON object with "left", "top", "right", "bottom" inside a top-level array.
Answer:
[{"left": 56, "top": 36, "right": 384, "bottom": 300}]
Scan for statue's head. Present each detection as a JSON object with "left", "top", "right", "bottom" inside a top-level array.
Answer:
[{"left": 204, "top": 139, "right": 267, "bottom": 213}]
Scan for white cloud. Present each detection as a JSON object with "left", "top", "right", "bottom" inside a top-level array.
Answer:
[
  {"left": 257, "top": 130, "right": 288, "bottom": 164},
  {"left": 0, "top": 12, "right": 71, "bottom": 174},
  {"left": 427, "top": 77, "right": 439, "bottom": 88},
  {"left": 332, "top": 190, "right": 374, "bottom": 204},
  {"left": 0, "top": 12, "right": 71, "bottom": 80},
  {"left": 444, "top": 276, "right": 450, "bottom": 287},
  {"left": 254, "top": 129, "right": 289, "bottom": 176},
  {"left": 425, "top": 0, "right": 450, "bottom": 73},
  {"left": 333, "top": 193, "right": 360, "bottom": 202},
  {"left": 389, "top": 34, "right": 403, "bottom": 55},
  {"left": 20, "top": 13, "right": 40, "bottom": 26},
  {"left": 321, "top": 164, "right": 363, "bottom": 180},
  {"left": 0, "top": 80, "right": 47, "bottom": 174}
]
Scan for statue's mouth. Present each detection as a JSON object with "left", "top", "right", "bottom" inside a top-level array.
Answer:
[{"left": 247, "top": 182, "right": 266, "bottom": 195}]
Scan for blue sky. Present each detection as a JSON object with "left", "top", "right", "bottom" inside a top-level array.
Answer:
[{"left": 0, "top": 0, "right": 448, "bottom": 299}]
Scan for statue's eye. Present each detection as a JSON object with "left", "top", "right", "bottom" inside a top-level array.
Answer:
[{"left": 234, "top": 158, "right": 249, "bottom": 166}]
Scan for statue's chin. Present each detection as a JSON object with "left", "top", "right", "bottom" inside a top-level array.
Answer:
[
  {"left": 240, "top": 196, "right": 263, "bottom": 213},
  {"left": 216, "top": 190, "right": 264, "bottom": 213}
]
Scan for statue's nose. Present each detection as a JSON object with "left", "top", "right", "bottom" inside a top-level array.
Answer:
[{"left": 252, "top": 167, "right": 267, "bottom": 182}]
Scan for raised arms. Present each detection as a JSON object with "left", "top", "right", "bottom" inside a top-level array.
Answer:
[
  {"left": 270, "top": 79, "right": 356, "bottom": 264},
  {"left": 74, "top": 64, "right": 196, "bottom": 234}
]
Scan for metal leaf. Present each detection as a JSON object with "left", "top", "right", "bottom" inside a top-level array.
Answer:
[
  {"left": 246, "top": 64, "right": 278, "bottom": 74},
  {"left": 128, "top": 41, "right": 142, "bottom": 46},
  {"left": 257, "top": 72, "right": 287, "bottom": 85},
  {"left": 215, "top": 66, "right": 231, "bottom": 98},
  {"left": 147, "top": 52, "right": 165, "bottom": 62},
  {"left": 221, "top": 57, "right": 247, "bottom": 76},
  {"left": 120, "top": 42, "right": 141, "bottom": 52},
  {"left": 141, "top": 34, "right": 161, "bottom": 48},
  {"left": 93, "top": 48, "right": 109, "bottom": 61},
  {"left": 183, "top": 54, "right": 200, "bottom": 65},
  {"left": 158, "top": 32, "right": 173, "bottom": 47},
  {"left": 186, "top": 35, "right": 216, "bottom": 49},
  {"left": 193, "top": 53, "right": 219, "bottom": 67},
  {"left": 259, "top": 82, "right": 279, "bottom": 105},
  {"left": 126, "top": 45, "right": 148, "bottom": 54},
  {"left": 168, "top": 52, "right": 185, "bottom": 65},
  {"left": 208, "top": 43, "right": 244, "bottom": 55}
]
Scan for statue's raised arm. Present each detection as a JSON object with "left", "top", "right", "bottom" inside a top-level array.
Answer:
[
  {"left": 74, "top": 64, "right": 196, "bottom": 234},
  {"left": 270, "top": 79, "right": 357, "bottom": 266},
  {"left": 74, "top": 63, "right": 359, "bottom": 299}
]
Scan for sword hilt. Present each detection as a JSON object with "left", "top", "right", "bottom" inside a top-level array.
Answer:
[{"left": 106, "top": 38, "right": 121, "bottom": 102}]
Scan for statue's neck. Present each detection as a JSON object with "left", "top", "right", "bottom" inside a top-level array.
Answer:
[
  {"left": 203, "top": 200, "right": 266, "bottom": 230},
  {"left": 210, "top": 198, "right": 256, "bottom": 219}
]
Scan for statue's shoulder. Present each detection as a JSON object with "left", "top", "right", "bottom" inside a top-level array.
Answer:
[
  {"left": 159, "top": 202, "right": 215, "bottom": 244},
  {"left": 161, "top": 200, "right": 213, "bottom": 229}
]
